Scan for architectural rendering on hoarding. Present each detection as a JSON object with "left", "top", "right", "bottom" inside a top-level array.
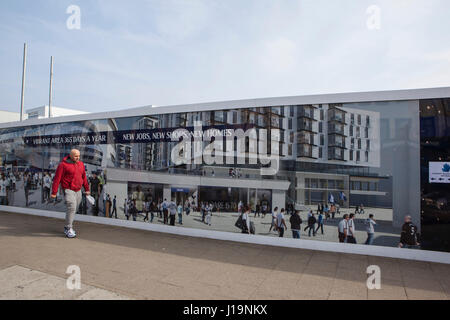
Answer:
[{"left": 0, "top": 91, "right": 449, "bottom": 253}]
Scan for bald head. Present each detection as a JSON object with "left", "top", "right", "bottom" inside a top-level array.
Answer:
[{"left": 70, "top": 149, "right": 80, "bottom": 163}]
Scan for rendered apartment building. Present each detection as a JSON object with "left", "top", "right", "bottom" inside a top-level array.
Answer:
[{"left": 0, "top": 87, "right": 448, "bottom": 251}]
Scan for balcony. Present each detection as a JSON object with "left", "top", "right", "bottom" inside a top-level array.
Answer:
[
  {"left": 328, "top": 134, "right": 346, "bottom": 148},
  {"left": 328, "top": 107, "right": 347, "bottom": 123},
  {"left": 328, "top": 114, "right": 346, "bottom": 124},
  {"left": 297, "top": 119, "right": 315, "bottom": 132},
  {"left": 269, "top": 106, "right": 285, "bottom": 116},
  {"left": 297, "top": 150, "right": 313, "bottom": 158},
  {"left": 297, "top": 108, "right": 316, "bottom": 121},
  {"left": 297, "top": 144, "right": 317, "bottom": 158},
  {"left": 328, "top": 140, "right": 346, "bottom": 148},
  {"left": 328, "top": 147, "right": 345, "bottom": 161},
  {"left": 328, "top": 123, "right": 346, "bottom": 136},
  {"left": 297, "top": 132, "right": 316, "bottom": 145}
]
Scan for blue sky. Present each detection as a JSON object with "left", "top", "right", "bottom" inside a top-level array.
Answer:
[{"left": 0, "top": 0, "right": 449, "bottom": 113}]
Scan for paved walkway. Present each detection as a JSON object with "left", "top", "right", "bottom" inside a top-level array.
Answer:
[{"left": 0, "top": 211, "right": 449, "bottom": 300}]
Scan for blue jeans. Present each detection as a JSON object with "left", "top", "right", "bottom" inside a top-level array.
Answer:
[
  {"left": 178, "top": 213, "right": 182, "bottom": 224},
  {"left": 292, "top": 230, "right": 300, "bottom": 239},
  {"left": 150, "top": 212, "right": 154, "bottom": 222},
  {"left": 308, "top": 225, "right": 316, "bottom": 236},
  {"left": 365, "top": 233, "right": 374, "bottom": 245}
]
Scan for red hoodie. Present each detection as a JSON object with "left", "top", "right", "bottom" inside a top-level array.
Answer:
[{"left": 51, "top": 155, "right": 90, "bottom": 195}]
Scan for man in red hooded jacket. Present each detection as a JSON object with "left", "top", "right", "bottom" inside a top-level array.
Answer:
[{"left": 51, "top": 149, "right": 90, "bottom": 238}]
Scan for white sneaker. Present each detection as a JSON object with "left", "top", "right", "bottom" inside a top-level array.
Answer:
[{"left": 66, "top": 228, "right": 77, "bottom": 238}]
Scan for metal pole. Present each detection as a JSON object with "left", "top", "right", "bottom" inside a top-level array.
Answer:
[
  {"left": 48, "top": 56, "right": 53, "bottom": 118},
  {"left": 20, "top": 43, "right": 27, "bottom": 121}
]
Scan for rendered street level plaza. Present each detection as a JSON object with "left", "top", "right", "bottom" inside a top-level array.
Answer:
[
  {"left": 1, "top": 211, "right": 449, "bottom": 300},
  {"left": 105, "top": 206, "right": 399, "bottom": 248},
  {"left": 4, "top": 181, "right": 401, "bottom": 247}
]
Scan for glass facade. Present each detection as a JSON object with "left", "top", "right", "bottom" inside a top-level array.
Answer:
[{"left": 420, "top": 98, "right": 450, "bottom": 252}]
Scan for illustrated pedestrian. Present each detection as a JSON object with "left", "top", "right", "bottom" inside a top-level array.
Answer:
[
  {"left": 178, "top": 202, "right": 183, "bottom": 225},
  {"left": 269, "top": 207, "right": 278, "bottom": 232},
  {"left": 168, "top": 199, "right": 177, "bottom": 226},
  {"left": 324, "top": 204, "right": 329, "bottom": 219},
  {"left": 43, "top": 172, "right": 51, "bottom": 202},
  {"left": 315, "top": 212, "right": 324, "bottom": 235},
  {"left": 254, "top": 203, "right": 260, "bottom": 218},
  {"left": 289, "top": 210, "right": 302, "bottom": 239},
  {"left": 398, "top": 215, "right": 421, "bottom": 249},
  {"left": 24, "top": 173, "right": 32, "bottom": 207},
  {"left": 365, "top": 214, "right": 376, "bottom": 245},
  {"left": 150, "top": 201, "right": 157, "bottom": 223},
  {"left": 205, "top": 203, "right": 212, "bottom": 226},
  {"left": 359, "top": 204, "right": 365, "bottom": 215},
  {"left": 306, "top": 213, "right": 317, "bottom": 237},
  {"left": 276, "top": 208, "right": 288, "bottom": 237},
  {"left": 0, "top": 174, "right": 7, "bottom": 205},
  {"left": 110, "top": 195, "right": 117, "bottom": 218},
  {"left": 162, "top": 198, "right": 169, "bottom": 224},
  {"left": 241, "top": 205, "right": 251, "bottom": 234},
  {"left": 338, "top": 214, "right": 349, "bottom": 243},
  {"left": 124, "top": 198, "right": 129, "bottom": 220},
  {"left": 89, "top": 172, "right": 101, "bottom": 215},
  {"left": 143, "top": 200, "right": 149, "bottom": 222},
  {"left": 330, "top": 204, "right": 336, "bottom": 219},
  {"left": 346, "top": 213, "right": 357, "bottom": 243},
  {"left": 130, "top": 200, "right": 137, "bottom": 221}
]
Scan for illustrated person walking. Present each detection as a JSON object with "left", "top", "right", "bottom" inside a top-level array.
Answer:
[
  {"left": 130, "top": 200, "right": 137, "bottom": 221},
  {"left": 162, "top": 198, "right": 169, "bottom": 224},
  {"left": 24, "top": 173, "right": 32, "bottom": 207},
  {"left": 43, "top": 172, "right": 51, "bottom": 202},
  {"left": 307, "top": 212, "right": 317, "bottom": 237},
  {"left": 276, "top": 208, "right": 288, "bottom": 237},
  {"left": 330, "top": 204, "right": 336, "bottom": 219},
  {"left": 398, "top": 215, "right": 421, "bottom": 249},
  {"left": 338, "top": 214, "right": 349, "bottom": 243},
  {"left": 124, "top": 198, "right": 129, "bottom": 220},
  {"left": 346, "top": 213, "right": 357, "bottom": 243},
  {"left": 315, "top": 212, "right": 324, "bottom": 235},
  {"left": 111, "top": 195, "right": 117, "bottom": 219},
  {"left": 304, "top": 211, "right": 316, "bottom": 236},
  {"left": 168, "top": 198, "right": 177, "bottom": 226},
  {"left": 177, "top": 202, "right": 183, "bottom": 225},
  {"left": 364, "top": 214, "right": 377, "bottom": 245},
  {"left": 89, "top": 172, "right": 101, "bottom": 215},
  {"left": 241, "top": 205, "right": 251, "bottom": 234},
  {"left": 0, "top": 174, "right": 7, "bottom": 205},
  {"left": 205, "top": 203, "right": 212, "bottom": 226},
  {"left": 269, "top": 207, "right": 278, "bottom": 232},
  {"left": 289, "top": 210, "right": 302, "bottom": 239},
  {"left": 51, "top": 149, "right": 90, "bottom": 238},
  {"left": 150, "top": 201, "right": 157, "bottom": 223}
]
